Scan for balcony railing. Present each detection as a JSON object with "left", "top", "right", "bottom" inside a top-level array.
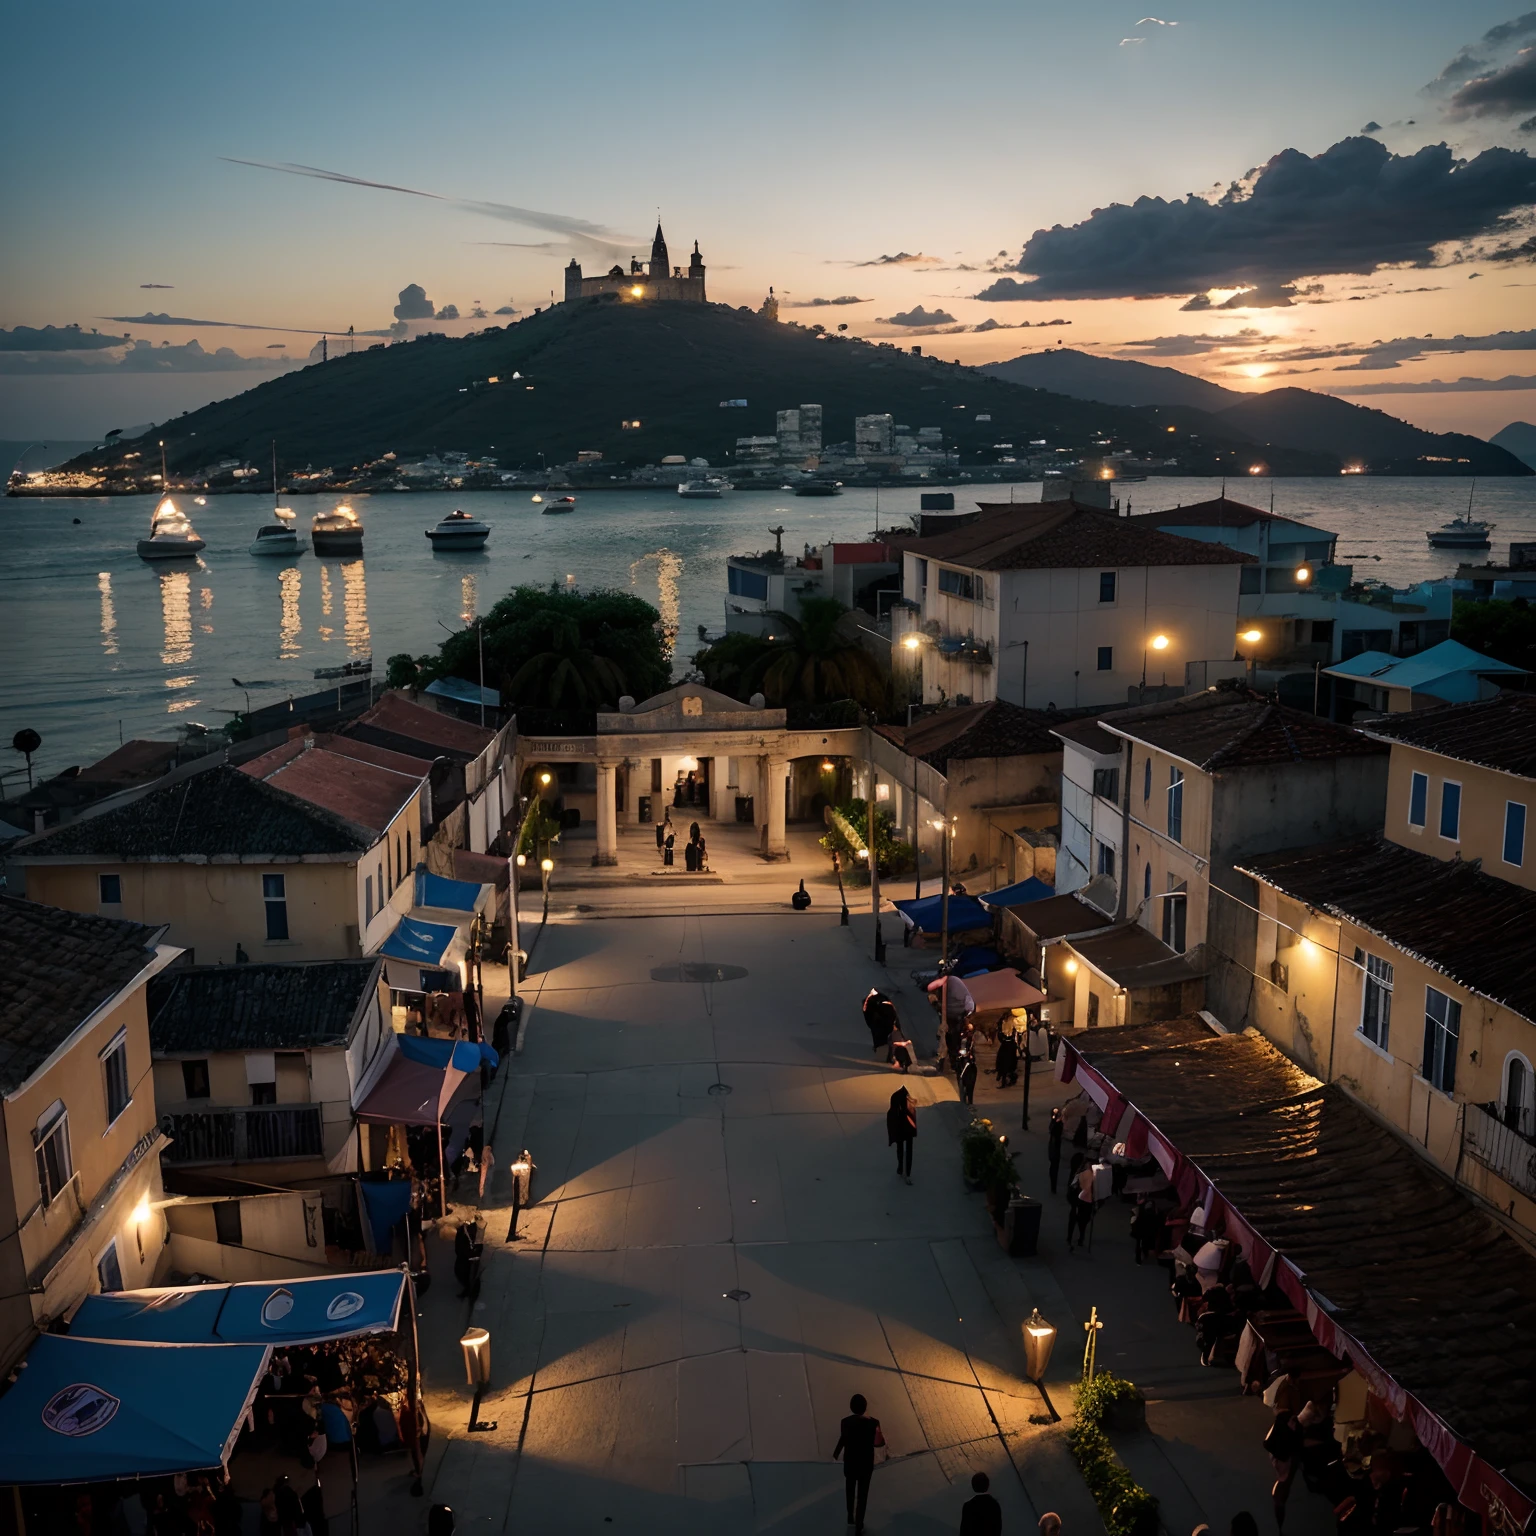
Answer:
[
  {"left": 164, "top": 1104, "right": 325, "bottom": 1165},
  {"left": 1464, "top": 1101, "right": 1536, "bottom": 1201}
]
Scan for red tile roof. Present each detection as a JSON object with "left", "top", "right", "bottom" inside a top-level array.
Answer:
[
  {"left": 877, "top": 700, "right": 1063, "bottom": 766},
  {"left": 1126, "top": 495, "right": 1283, "bottom": 529},
  {"left": 240, "top": 744, "right": 424, "bottom": 837},
  {"left": 354, "top": 692, "right": 494, "bottom": 756},
  {"left": 827, "top": 542, "right": 896, "bottom": 564}
]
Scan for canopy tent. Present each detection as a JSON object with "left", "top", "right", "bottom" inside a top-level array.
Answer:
[
  {"left": 354, "top": 1043, "right": 467, "bottom": 1127},
  {"left": 955, "top": 968, "right": 1046, "bottom": 1013},
  {"left": 379, "top": 914, "right": 464, "bottom": 994},
  {"left": 978, "top": 876, "right": 1054, "bottom": 910},
  {"left": 396, "top": 1032, "right": 497, "bottom": 1074},
  {"left": 414, "top": 869, "right": 493, "bottom": 916},
  {"left": 892, "top": 894, "right": 991, "bottom": 934},
  {"left": 0, "top": 1335, "right": 268, "bottom": 1485},
  {"left": 70, "top": 1270, "right": 408, "bottom": 1348}
]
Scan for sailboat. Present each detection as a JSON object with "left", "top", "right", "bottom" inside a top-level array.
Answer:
[
  {"left": 1426, "top": 482, "right": 1494, "bottom": 548},
  {"left": 250, "top": 442, "right": 302, "bottom": 556},
  {"left": 137, "top": 444, "right": 206, "bottom": 560}
]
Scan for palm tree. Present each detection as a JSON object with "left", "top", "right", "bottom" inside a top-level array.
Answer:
[
  {"left": 746, "top": 597, "right": 888, "bottom": 712},
  {"left": 506, "top": 615, "right": 631, "bottom": 709}
]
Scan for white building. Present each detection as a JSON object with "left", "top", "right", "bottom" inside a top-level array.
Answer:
[
  {"left": 890, "top": 499, "right": 1252, "bottom": 711},
  {"left": 1052, "top": 716, "right": 1126, "bottom": 898},
  {"left": 725, "top": 541, "right": 899, "bottom": 636},
  {"left": 855, "top": 414, "right": 894, "bottom": 457}
]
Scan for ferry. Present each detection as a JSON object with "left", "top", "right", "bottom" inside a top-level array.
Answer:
[
  {"left": 312, "top": 503, "right": 363, "bottom": 556},
  {"left": 137, "top": 496, "right": 206, "bottom": 561},
  {"left": 425, "top": 509, "right": 492, "bottom": 549},
  {"left": 542, "top": 495, "right": 577, "bottom": 515}
]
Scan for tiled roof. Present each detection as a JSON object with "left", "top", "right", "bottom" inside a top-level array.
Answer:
[
  {"left": 1101, "top": 688, "right": 1386, "bottom": 770},
  {"left": 890, "top": 501, "right": 1256, "bottom": 572},
  {"left": 1360, "top": 692, "right": 1536, "bottom": 778},
  {"left": 347, "top": 692, "right": 493, "bottom": 759},
  {"left": 0, "top": 897, "right": 161, "bottom": 1094},
  {"left": 1240, "top": 836, "right": 1536, "bottom": 1022},
  {"left": 1051, "top": 714, "right": 1126, "bottom": 757},
  {"left": 147, "top": 959, "right": 382, "bottom": 1054},
  {"left": 878, "top": 700, "right": 1063, "bottom": 766},
  {"left": 240, "top": 740, "right": 425, "bottom": 837},
  {"left": 18, "top": 765, "right": 373, "bottom": 859},
  {"left": 1126, "top": 495, "right": 1321, "bottom": 531}
]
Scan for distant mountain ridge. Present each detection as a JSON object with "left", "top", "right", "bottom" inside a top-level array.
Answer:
[
  {"left": 983, "top": 348, "right": 1245, "bottom": 413},
  {"left": 1492, "top": 422, "right": 1536, "bottom": 470}
]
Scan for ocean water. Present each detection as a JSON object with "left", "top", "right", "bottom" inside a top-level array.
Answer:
[{"left": 3, "top": 476, "right": 1535, "bottom": 783}]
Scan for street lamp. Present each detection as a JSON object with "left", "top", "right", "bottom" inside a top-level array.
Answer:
[
  {"left": 1295, "top": 566, "right": 1311, "bottom": 585},
  {"left": 1023, "top": 1307, "right": 1058, "bottom": 1381},
  {"left": 1240, "top": 628, "right": 1263, "bottom": 684},
  {"left": 460, "top": 1326, "right": 497, "bottom": 1432},
  {"left": 507, "top": 1148, "right": 536, "bottom": 1241},
  {"left": 540, "top": 855, "right": 554, "bottom": 917},
  {"left": 1141, "top": 632, "right": 1170, "bottom": 698},
  {"left": 931, "top": 815, "right": 956, "bottom": 1035}
]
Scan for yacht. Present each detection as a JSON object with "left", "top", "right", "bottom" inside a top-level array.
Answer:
[
  {"left": 678, "top": 478, "right": 733, "bottom": 498},
  {"left": 794, "top": 480, "right": 843, "bottom": 497},
  {"left": 250, "top": 445, "right": 302, "bottom": 556},
  {"left": 137, "top": 496, "right": 206, "bottom": 561},
  {"left": 425, "top": 509, "right": 491, "bottom": 549},
  {"left": 312, "top": 503, "right": 364, "bottom": 555},
  {"left": 542, "top": 495, "right": 577, "bottom": 515},
  {"left": 1427, "top": 512, "right": 1494, "bottom": 548}
]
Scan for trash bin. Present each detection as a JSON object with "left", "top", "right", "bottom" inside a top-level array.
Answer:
[{"left": 1001, "top": 1195, "right": 1042, "bottom": 1256}]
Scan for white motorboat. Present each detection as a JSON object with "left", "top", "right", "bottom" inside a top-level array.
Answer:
[
  {"left": 1426, "top": 512, "right": 1494, "bottom": 548},
  {"left": 251, "top": 443, "right": 303, "bottom": 555},
  {"left": 312, "top": 502, "right": 363, "bottom": 556},
  {"left": 425, "top": 509, "right": 491, "bottom": 549},
  {"left": 542, "top": 495, "right": 577, "bottom": 514},
  {"left": 678, "top": 479, "right": 733, "bottom": 498},
  {"left": 137, "top": 496, "right": 206, "bottom": 561}
]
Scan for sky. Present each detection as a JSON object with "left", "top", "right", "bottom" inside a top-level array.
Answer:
[{"left": 5, "top": 0, "right": 1536, "bottom": 442}]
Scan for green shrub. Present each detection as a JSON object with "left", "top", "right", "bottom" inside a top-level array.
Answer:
[
  {"left": 1068, "top": 1374, "right": 1158, "bottom": 1536},
  {"left": 818, "top": 798, "right": 913, "bottom": 881}
]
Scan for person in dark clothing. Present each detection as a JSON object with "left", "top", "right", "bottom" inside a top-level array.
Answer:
[
  {"left": 684, "top": 839, "right": 698, "bottom": 871},
  {"left": 301, "top": 1481, "right": 329, "bottom": 1536},
  {"left": 1230, "top": 1515, "right": 1259, "bottom": 1536},
  {"left": 689, "top": 820, "right": 700, "bottom": 843},
  {"left": 1047, "top": 1107, "right": 1064, "bottom": 1194},
  {"left": 959, "top": 1472, "right": 1003, "bottom": 1536},
  {"left": 888, "top": 1028, "right": 913, "bottom": 1073},
  {"left": 453, "top": 1219, "right": 479, "bottom": 1299},
  {"left": 832, "top": 1393, "right": 881, "bottom": 1535},
  {"left": 887, "top": 1087, "right": 917, "bottom": 1182},
  {"left": 1071, "top": 1113, "right": 1089, "bottom": 1149},
  {"left": 863, "top": 990, "right": 897, "bottom": 1054},
  {"left": 1131, "top": 1198, "right": 1162, "bottom": 1264},
  {"left": 994, "top": 1032, "right": 1019, "bottom": 1088},
  {"left": 1264, "top": 1410, "right": 1303, "bottom": 1530},
  {"left": 791, "top": 880, "right": 812, "bottom": 910},
  {"left": 685, "top": 771, "right": 697, "bottom": 804},
  {"left": 958, "top": 1051, "right": 977, "bottom": 1105},
  {"left": 1066, "top": 1153, "right": 1092, "bottom": 1249},
  {"left": 663, "top": 833, "right": 675, "bottom": 867}
]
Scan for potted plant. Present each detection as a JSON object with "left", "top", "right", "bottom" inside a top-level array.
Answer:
[{"left": 960, "top": 1117, "right": 998, "bottom": 1191}]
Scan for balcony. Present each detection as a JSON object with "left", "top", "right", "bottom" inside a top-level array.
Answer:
[
  {"left": 1464, "top": 1101, "right": 1536, "bottom": 1201},
  {"left": 164, "top": 1104, "right": 325, "bottom": 1165},
  {"left": 933, "top": 634, "right": 993, "bottom": 668}
]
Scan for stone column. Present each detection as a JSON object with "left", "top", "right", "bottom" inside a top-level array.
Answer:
[
  {"left": 765, "top": 755, "right": 788, "bottom": 860},
  {"left": 594, "top": 762, "right": 618, "bottom": 866}
]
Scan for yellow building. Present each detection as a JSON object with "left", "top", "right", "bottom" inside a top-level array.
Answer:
[
  {"left": 0, "top": 896, "right": 178, "bottom": 1370},
  {"left": 1240, "top": 692, "right": 1536, "bottom": 1242}
]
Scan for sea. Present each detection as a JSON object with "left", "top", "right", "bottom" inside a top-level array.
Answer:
[{"left": 4, "top": 476, "right": 1536, "bottom": 784}]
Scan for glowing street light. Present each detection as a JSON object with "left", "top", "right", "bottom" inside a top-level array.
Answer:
[
  {"left": 460, "top": 1326, "right": 497, "bottom": 1432},
  {"left": 1241, "top": 629, "right": 1263, "bottom": 643},
  {"left": 1023, "top": 1308, "right": 1058, "bottom": 1382},
  {"left": 538, "top": 771, "right": 552, "bottom": 788},
  {"left": 902, "top": 634, "right": 921, "bottom": 651},
  {"left": 1295, "top": 566, "right": 1312, "bottom": 584},
  {"left": 1149, "top": 634, "right": 1169, "bottom": 651}
]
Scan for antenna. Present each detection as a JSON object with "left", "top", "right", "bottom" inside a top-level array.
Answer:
[{"left": 159, "top": 439, "right": 167, "bottom": 491}]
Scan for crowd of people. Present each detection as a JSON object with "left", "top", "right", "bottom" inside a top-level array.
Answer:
[{"left": 654, "top": 811, "right": 709, "bottom": 870}]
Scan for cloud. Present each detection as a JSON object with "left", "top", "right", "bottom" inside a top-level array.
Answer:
[
  {"left": 102, "top": 311, "right": 338, "bottom": 334},
  {"left": 435, "top": 304, "right": 460, "bottom": 321},
  {"left": 1120, "top": 38, "right": 1146, "bottom": 46},
  {"left": 1117, "top": 328, "right": 1281, "bottom": 356},
  {"left": 1361, "top": 121, "right": 1382, "bottom": 134},
  {"left": 878, "top": 306, "right": 956, "bottom": 326},
  {"left": 0, "top": 325, "right": 126, "bottom": 352},
  {"left": 222, "top": 157, "right": 634, "bottom": 257},
  {"left": 1138, "top": 16, "right": 1178, "bottom": 24},
  {"left": 1431, "top": 11, "right": 1536, "bottom": 89},
  {"left": 972, "top": 277, "right": 1038, "bottom": 300},
  {"left": 848, "top": 252, "right": 940, "bottom": 267},
  {"left": 0, "top": 338, "right": 297, "bottom": 375},
  {"left": 1449, "top": 55, "right": 1536, "bottom": 121},
  {"left": 393, "top": 284, "right": 435, "bottom": 320},
  {"left": 140, "top": 283, "right": 173, "bottom": 289},
  {"left": 1325, "top": 373, "right": 1536, "bottom": 394},
  {"left": 973, "top": 316, "right": 1070, "bottom": 332},
  {"left": 995, "top": 136, "right": 1536, "bottom": 300},
  {"left": 1331, "top": 326, "right": 1536, "bottom": 370},
  {"left": 786, "top": 295, "right": 870, "bottom": 307},
  {"left": 1181, "top": 282, "right": 1311, "bottom": 309}
]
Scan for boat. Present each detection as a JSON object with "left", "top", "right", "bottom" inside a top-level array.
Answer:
[
  {"left": 794, "top": 480, "right": 843, "bottom": 497},
  {"left": 530, "top": 494, "right": 544, "bottom": 504},
  {"left": 542, "top": 495, "right": 577, "bottom": 515},
  {"left": 314, "top": 656, "right": 372, "bottom": 679},
  {"left": 137, "top": 496, "right": 206, "bottom": 561},
  {"left": 678, "top": 479, "right": 733, "bottom": 498},
  {"left": 250, "top": 444, "right": 302, "bottom": 556},
  {"left": 312, "top": 502, "right": 363, "bottom": 556},
  {"left": 425, "top": 509, "right": 492, "bottom": 549},
  {"left": 1428, "top": 482, "right": 1494, "bottom": 549}
]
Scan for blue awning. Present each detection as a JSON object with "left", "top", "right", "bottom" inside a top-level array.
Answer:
[
  {"left": 379, "top": 915, "right": 459, "bottom": 966},
  {"left": 979, "top": 876, "right": 1055, "bottom": 910},
  {"left": 425, "top": 676, "right": 501, "bottom": 708},
  {"left": 891, "top": 894, "right": 992, "bottom": 933},
  {"left": 396, "top": 1032, "right": 498, "bottom": 1073},
  {"left": 415, "top": 870, "right": 490, "bottom": 913},
  {"left": 0, "top": 1335, "right": 268, "bottom": 1484},
  {"left": 70, "top": 1270, "right": 408, "bottom": 1347}
]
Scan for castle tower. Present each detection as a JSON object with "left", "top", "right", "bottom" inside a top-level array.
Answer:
[
  {"left": 564, "top": 257, "right": 582, "bottom": 303},
  {"left": 759, "top": 286, "right": 779, "bottom": 323},
  {"left": 689, "top": 240, "right": 705, "bottom": 286},
  {"left": 650, "top": 222, "right": 670, "bottom": 281}
]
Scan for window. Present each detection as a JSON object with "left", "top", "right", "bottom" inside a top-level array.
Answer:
[
  {"left": 1504, "top": 1055, "right": 1533, "bottom": 1136},
  {"left": 365, "top": 875, "right": 374, "bottom": 925},
  {"left": 34, "top": 1104, "right": 71, "bottom": 1205},
  {"left": 1167, "top": 767, "right": 1184, "bottom": 844},
  {"left": 98, "top": 874, "right": 122, "bottom": 905},
  {"left": 250, "top": 1081, "right": 277, "bottom": 1106},
  {"left": 214, "top": 1201, "right": 243, "bottom": 1247},
  {"left": 937, "top": 567, "right": 978, "bottom": 600},
  {"left": 181, "top": 1059, "right": 210, "bottom": 1099},
  {"left": 916, "top": 558, "right": 928, "bottom": 593},
  {"left": 1505, "top": 802, "right": 1527, "bottom": 867},
  {"left": 727, "top": 565, "right": 769, "bottom": 601},
  {"left": 246, "top": 1050, "right": 276, "bottom": 1107},
  {"left": 96, "top": 1241, "right": 124, "bottom": 1294},
  {"left": 1097, "top": 843, "right": 1116, "bottom": 878},
  {"left": 1438, "top": 781, "right": 1461, "bottom": 841},
  {"left": 1096, "top": 646, "right": 1113, "bottom": 672},
  {"left": 263, "top": 874, "right": 289, "bottom": 940},
  {"left": 1421, "top": 986, "right": 1461, "bottom": 1093},
  {"left": 1161, "top": 885, "right": 1187, "bottom": 953},
  {"left": 1240, "top": 566, "right": 1262, "bottom": 595},
  {"left": 1098, "top": 571, "right": 1117, "bottom": 603},
  {"left": 406, "top": 830, "right": 413, "bottom": 873},
  {"left": 1357, "top": 950, "right": 1393, "bottom": 1050},
  {"left": 101, "top": 1030, "right": 131, "bottom": 1125},
  {"left": 1143, "top": 759, "right": 1152, "bottom": 802},
  {"left": 377, "top": 861, "right": 385, "bottom": 903},
  {"left": 1143, "top": 864, "right": 1152, "bottom": 902},
  {"left": 1092, "top": 768, "right": 1119, "bottom": 802},
  {"left": 1311, "top": 620, "right": 1334, "bottom": 644},
  {"left": 1408, "top": 771, "right": 1428, "bottom": 829}
]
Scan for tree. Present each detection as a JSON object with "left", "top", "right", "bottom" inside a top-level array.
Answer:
[
  {"left": 1452, "top": 597, "right": 1536, "bottom": 674},
  {"left": 744, "top": 597, "right": 888, "bottom": 712},
  {"left": 693, "top": 631, "right": 772, "bottom": 698}
]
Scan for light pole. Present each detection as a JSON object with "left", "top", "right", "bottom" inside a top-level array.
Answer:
[
  {"left": 540, "top": 856, "right": 554, "bottom": 919},
  {"left": 932, "top": 814, "right": 954, "bottom": 1041},
  {"left": 1240, "top": 628, "right": 1263, "bottom": 686},
  {"left": 865, "top": 718, "right": 886, "bottom": 963},
  {"left": 1141, "top": 632, "right": 1169, "bottom": 701}
]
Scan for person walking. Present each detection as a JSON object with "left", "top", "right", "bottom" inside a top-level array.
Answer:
[
  {"left": 994, "top": 1030, "right": 1018, "bottom": 1089},
  {"left": 958, "top": 1050, "right": 977, "bottom": 1105},
  {"left": 1047, "top": 1107, "right": 1064, "bottom": 1195},
  {"left": 887, "top": 1086, "right": 917, "bottom": 1183},
  {"left": 1065, "top": 1153, "right": 1093, "bottom": 1249},
  {"left": 655, "top": 819, "right": 665, "bottom": 854},
  {"left": 832, "top": 1393, "right": 882, "bottom": 1535},
  {"left": 959, "top": 1472, "right": 1003, "bottom": 1536},
  {"left": 863, "top": 989, "right": 897, "bottom": 1055}
]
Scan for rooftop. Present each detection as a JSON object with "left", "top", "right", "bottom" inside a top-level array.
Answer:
[
  {"left": 890, "top": 501, "right": 1255, "bottom": 572},
  {"left": 1324, "top": 638, "right": 1528, "bottom": 688},
  {"left": 345, "top": 691, "right": 494, "bottom": 761},
  {"left": 16, "top": 765, "right": 374, "bottom": 861},
  {"left": 1075, "top": 1020, "right": 1536, "bottom": 1492},
  {"left": 1359, "top": 692, "right": 1536, "bottom": 778},
  {"left": 1127, "top": 495, "right": 1331, "bottom": 537},
  {"left": 0, "top": 897, "right": 163, "bottom": 1094},
  {"left": 1070, "top": 924, "right": 1206, "bottom": 988},
  {"left": 996, "top": 891, "right": 1115, "bottom": 939},
  {"left": 147, "top": 959, "right": 383, "bottom": 1054},
  {"left": 1100, "top": 687, "right": 1386, "bottom": 771},
  {"left": 1240, "top": 836, "right": 1536, "bottom": 1022},
  {"left": 239, "top": 738, "right": 426, "bottom": 837},
  {"left": 878, "top": 699, "right": 1064, "bottom": 766},
  {"left": 1051, "top": 714, "right": 1127, "bottom": 758}
]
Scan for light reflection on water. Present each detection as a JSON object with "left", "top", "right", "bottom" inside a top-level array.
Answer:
[{"left": 8, "top": 478, "right": 1536, "bottom": 775}]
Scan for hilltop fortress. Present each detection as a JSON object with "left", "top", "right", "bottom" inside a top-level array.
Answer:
[{"left": 564, "top": 222, "right": 707, "bottom": 304}]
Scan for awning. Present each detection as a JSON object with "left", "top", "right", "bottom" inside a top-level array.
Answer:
[
  {"left": 424, "top": 676, "right": 501, "bottom": 709},
  {"left": 415, "top": 869, "right": 493, "bottom": 915},
  {"left": 954, "top": 968, "right": 1046, "bottom": 1013},
  {"left": 380, "top": 915, "right": 459, "bottom": 967},
  {"left": 892, "top": 894, "right": 992, "bottom": 933},
  {"left": 396, "top": 1032, "right": 498, "bottom": 1073},
  {"left": 353, "top": 1034, "right": 478, "bottom": 1127},
  {"left": 0, "top": 1335, "right": 268, "bottom": 1485},
  {"left": 70, "top": 1270, "right": 408, "bottom": 1347},
  {"left": 979, "top": 876, "right": 1054, "bottom": 909}
]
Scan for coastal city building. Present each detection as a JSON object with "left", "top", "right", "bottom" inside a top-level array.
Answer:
[
  {"left": 564, "top": 223, "right": 706, "bottom": 303},
  {"left": 724, "top": 537, "right": 899, "bottom": 636}
]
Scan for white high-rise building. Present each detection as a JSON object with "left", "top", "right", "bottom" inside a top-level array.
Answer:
[{"left": 855, "top": 414, "right": 894, "bottom": 457}]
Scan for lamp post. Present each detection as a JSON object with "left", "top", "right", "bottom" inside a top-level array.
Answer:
[
  {"left": 932, "top": 815, "right": 954, "bottom": 1040},
  {"left": 1082, "top": 1304, "right": 1104, "bottom": 1381},
  {"left": 1141, "top": 633, "right": 1169, "bottom": 701},
  {"left": 510, "top": 852, "right": 525, "bottom": 991},
  {"left": 833, "top": 850, "right": 850, "bottom": 926},
  {"left": 507, "top": 1148, "right": 535, "bottom": 1241},
  {"left": 1240, "top": 628, "right": 1263, "bottom": 686},
  {"left": 540, "top": 856, "right": 554, "bottom": 919},
  {"left": 1023, "top": 1307, "right": 1060, "bottom": 1421},
  {"left": 460, "top": 1326, "right": 496, "bottom": 1431}
]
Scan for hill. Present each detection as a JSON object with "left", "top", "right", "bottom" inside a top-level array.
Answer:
[
  {"left": 1492, "top": 421, "right": 1536, "bottom": 471},
  {"left": 2, "top": 440, "right": 100, "bottom": 475},
  {"left": 981, "top": 347, "right": 1244, "bottom": 413},
  {"left": 60, "top": 302, "right": 1343, "bottom": 482}
]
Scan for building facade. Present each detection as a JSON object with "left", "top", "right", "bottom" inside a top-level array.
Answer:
[{"left": 564, "top": 223, "right": 706, "bottom": 304}]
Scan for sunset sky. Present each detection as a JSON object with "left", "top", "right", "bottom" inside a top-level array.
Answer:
[{"left": 5, "top": 0, "right": 1536, "bottom": 440}]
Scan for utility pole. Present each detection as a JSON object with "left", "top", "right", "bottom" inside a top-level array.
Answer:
[{"left": 866, "top": 719, "right": 885, "bottom": 963}]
